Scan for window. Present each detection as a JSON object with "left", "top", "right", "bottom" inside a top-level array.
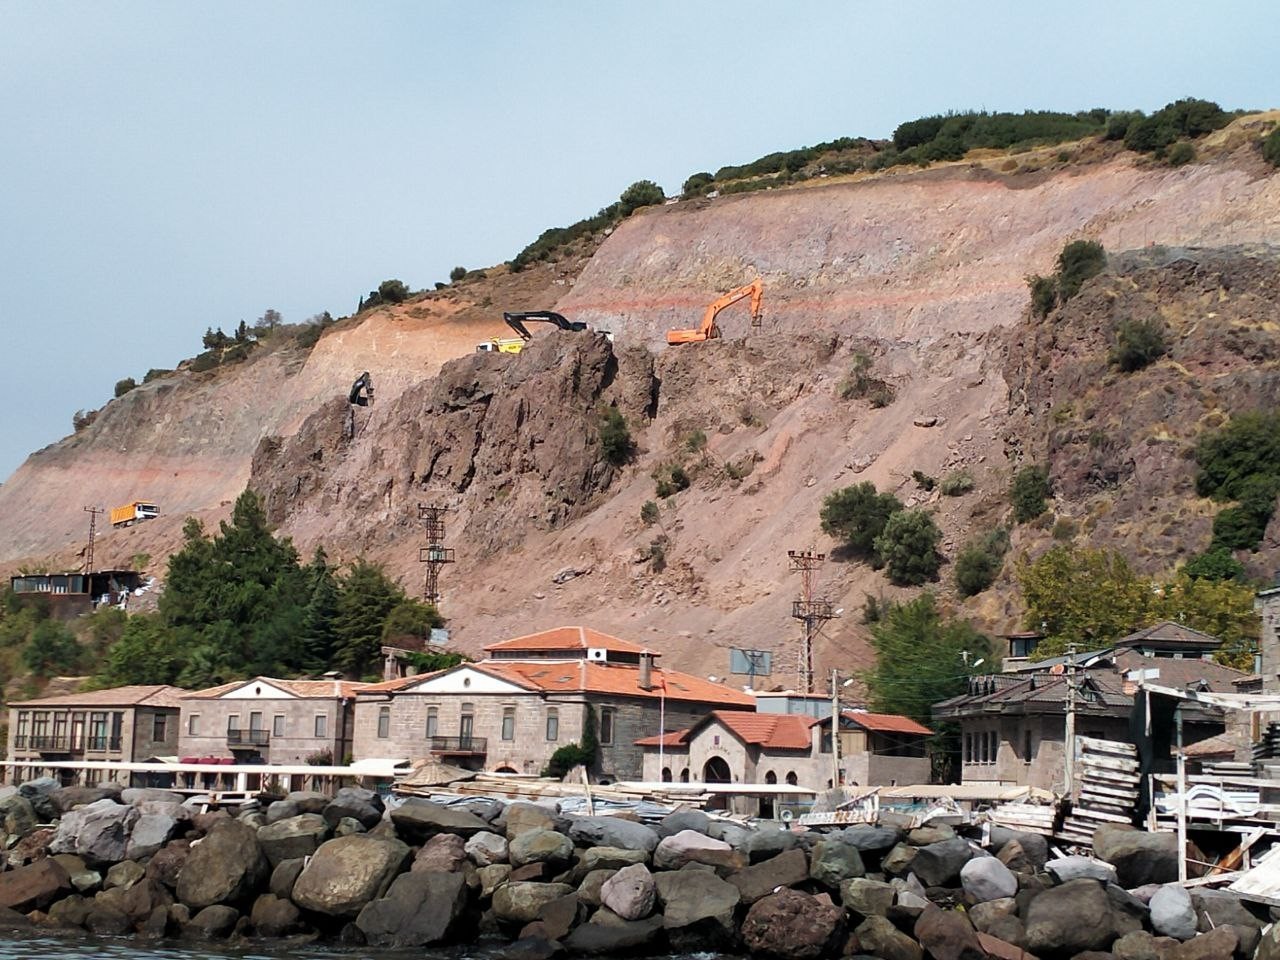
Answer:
[
  {"left": 377, "top": 707, "right": 390, "bottom": 739},
  {"left": 988, "top": 731, "right": 998, "bottom": 764},
  {"left": 1023, "top": 728, "right": 1033, "bottom": 763},
  {"left": 426, "top": 707, "right": 438, "bottom": 738},
  {"left": 979, "top": 731, "right": 988, "bottom": 764},
  {"left": 110, "top": 712, "right": 123, "bottom": 750},
  {"left": 314, "top": 714, "right": 327, "bottom": 738},
  {"left": 600, "top": 708, "right": 615, "bottom": 745},
  {"left": 249, "top": 711, "right": 264, "bottom": 732},
  {"left": 188, "top": 714, "right": 200, "bottom": 736},
  {"left": 662, "top": 767, "right": 672, "bottom": 782},
  {"left": 765, "top": 770, "right": 777, "bottom": 784},
  {"left": 153, "top": 714, "right": 167, "bottom": 742},
  {"left": 545, "top": 708, "right": 559, "bottom": 742},
  {"left": 785, "top": 771, "right": 798, "bottom": 786},
  {"left": 273, "top": 715, "right": 285, "bottom": 737},
  {"left": 88, "top": 712, "right": 107, "bottom": 750},
  {"left": 459, "top": 703, "right": 474, "bottom": 744},
  {"left": 227, "top": 714, "right": 239, "bottom": 734},
  {"left": 501, "top": 707, "right": 515, "bottom": 741}
]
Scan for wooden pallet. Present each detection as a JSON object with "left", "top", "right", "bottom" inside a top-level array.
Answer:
[{"left": 1060, "top": 736, "right": 1139, "bottom": 845}]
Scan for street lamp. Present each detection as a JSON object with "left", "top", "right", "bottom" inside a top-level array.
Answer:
[{"left": 830, "top": 670, "right": 856, "bottom": 789}]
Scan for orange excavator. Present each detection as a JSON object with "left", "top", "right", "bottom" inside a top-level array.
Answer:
[{"left": 666, "top": 279, "right": 764, "bottom": 345}]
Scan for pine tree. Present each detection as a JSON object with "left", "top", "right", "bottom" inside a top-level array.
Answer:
[
  {"left": 333, "top": 560, "right": 406, "bottom": 676},
  {"left": 301, "top": 547, "right": 340, "bottom": 672}
]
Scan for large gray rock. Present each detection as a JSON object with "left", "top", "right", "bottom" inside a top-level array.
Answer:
[
  {"left": 709, "top": 819, "right": 754, "bottom": 850},
  {"left": 105, "top": 860, "right": 146, "bottom": 891},
  {"left": 600, "top": 863, "right": 655, "bottom": 921},
  {"left": 1192, "top": 889, "right": 1261, "bottom": 954},
  {"left": 909, "top": 837, "right": 973, "bottom": 888},
  {"left": 658, "top": 808, "right": 711, "bottom": 838},
  {"left": 1046, "top": 855, "right": 1118, "bottom": 884},
  {"left": 575, "top": 846, "right": 649, "bottom": 878},
  {"left": 0, "top": 791, "right": 37, "bottom": 839},
  {"left": 50, "top": 784, "right": 122, "bottom": 815},
  {"left": 355, "top": 870, "right": 468, "bottom": 947},
  {"left": 855, "top": 915, "right": 924, "bottom": 960},
  {"left": 882, "top": 842, "right": 918, "bottom": 877},
  {"left": 122, "top": 788, "right": 183, "bottom": 805},
  {"left": 269, "top": 858, "right": 305, "bottom": 900},
  {"left": 52, "top": 854, "right": 102, "bottom": 895},
  {"left": 1094, "top": 825, "right": 1179, "bottom": 888},
  {"left": 960, "top": 856, "right": 1018, "bottom": 902},
  {"left": 492, "top": 882, "right": 575, "bottom": 924},
  {"left": 1113, "top": 929, "right": 1162, "bottom": 960},
  {"left": 256, "top": 812, "right": 330, "bottom": 868},
  {"left": 969, "top": 898, "right": 1026, "bottom": 947},
  {"left": 290, "top": 834, "right": 411, "bottom": 918},
  {"left": 841, "top": 824, "right": 903, "bottom": 852},
  {"left": 467, "top": 830, "right": 510, "bottom": 866},
  {"left": 504, "top": 802, "right": 558, "bottom": 839},
  {"left": 841, "top": 877, "right": 896, "bottom": 919},
  {"left": 322, "top": 786, "right": 384, "bottom": 829},
  {"left": 510, "top": 828, "right": 574, "bottom": 868},
  {"left": 1150, "top": 884, "right": 1197, "bottom": 941},
  {"left": 176, "top": 819, "right": 269, "bottom": 909},
  {"left": 285, "top": 790, "right": 331, "bottom": 814},
  {"left": 567, "top": 815, "right": 659, "bottom": 853},
  {"left": 183, "top": 904, "right": 239, "bottom": 940},
  {"left": 577, "top": 869, "right": 614, "bottom": 907},
  {"left": 808, "top": 838, "right": 865, "bottom": 887},
  {"left": 908, "top": 824, "right": 956, "bottom": 846},
  {"left": 413, "top": 832, "right": 469, "bottom": 873},
  {"left": 654, "top": 869, "right": 740, "bottom": 947},
  {"left": 144, "top": 841, "right": 190, "bottom": 890},
  {"left": 741, "top": 888, "right": 844, "bottom": 960},
  {"left": 17, "top": 777, "right": 59, "bottom": 822},
  {"left": 731, "top": 848, "right": 810, "bottom": 904},
  {"left": 989, "top": 827, "right": 1049, "bottom": 869},
  {"left": 653, "top": 829, "right": 737, "bottom": 870},
  {"left": 1025, "top": 878, "right": 1117, "bottom": 954},
  {"left": 1174, "top": 927, "right": 1239, "bottom": 960},
  {"left": 743, "top": 825, "right": 799, "bottom": 863},
  {"left": 126, "top": 801, "right": 187, "bottom": 860},
  {"left": 391, "top": 798, "right": 490, "bottom": 841},
  {"left": 50, "top": 798, "right": 138, "bottom": 868}
]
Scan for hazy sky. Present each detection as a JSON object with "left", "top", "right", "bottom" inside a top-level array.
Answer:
[{"left": 1, "top": 1, "right": 1276, "bottom": 481}]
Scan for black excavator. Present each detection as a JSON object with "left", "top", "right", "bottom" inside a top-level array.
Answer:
[
  {"left": 348, "top": 371, "right": 374, "bottom": 406},
  {"left": 476, "top": 311, "right": 591, "bottom": 353}
]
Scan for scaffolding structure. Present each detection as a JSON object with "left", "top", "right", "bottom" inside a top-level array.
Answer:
[
  {"left": 417, "top": 504, "right": 455, "bottom": 605},
  {"left": 788, "top": 549, "right": 835, "bottom": 694}
]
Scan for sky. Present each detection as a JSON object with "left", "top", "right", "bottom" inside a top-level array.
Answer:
[{"left": 1, "top": 1, "right": 1276, "bottom": 482}]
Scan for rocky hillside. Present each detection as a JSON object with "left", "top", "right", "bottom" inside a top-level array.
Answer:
[{"left": 2, "top": 126, "right": 1279, "bottom": 684}]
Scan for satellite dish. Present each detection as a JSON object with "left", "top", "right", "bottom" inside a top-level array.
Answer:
[
  {"left": 972, "top": 658, "right": 985, "bottom": 669},
  {"left": 780, "top": 809, "right": 793, "bottom": 822}
]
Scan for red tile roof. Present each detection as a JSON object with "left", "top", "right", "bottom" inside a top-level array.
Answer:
[
  {"left": 11, "top": 684, "right": 188, "bottom": 709},
  {"left": 484, "top": 661, "right": 755, "bottom": 707},
  {"left": 842, "top": 710, "right": 933, "bottom": 736},
  {"left": 634, "top": 729, "right": 691, "bottom": 747},
  {"left": 483, "top": 626, "right": 657, "bottom": 656},
  {"left": 702, "top": 710, "right": 818, "bottom": 750}
]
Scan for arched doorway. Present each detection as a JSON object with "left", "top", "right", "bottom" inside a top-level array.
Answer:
[
  {"left": 761, "top": 770, "right": 777, "bottom": 819},
  {"left": 703, "top": 756, "right": 732, "bottom": 783},
  {"left": 785, "top": 770, "right": 798, "bottom": 786},
  {"left": 679, "top": 768, "right": 689, "bottom": 782},
  {"left": 661, "top": 767, "right": 672, "bottom": 782},
  {"left": 494, "top": 765, "right": 518, "bottom": 774}
]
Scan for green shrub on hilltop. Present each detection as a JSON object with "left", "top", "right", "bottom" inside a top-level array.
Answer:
[
  {"left": 1264, "top": 126, "right": 1280, "bottom": 168},
  {"left": 1011, "top": 465, "right": 1051, "bottom": 523},
  {"left": 874, "top": 509, "right": 943, "bottom": 586},
  {"left": 114, "top": 378, "right": 137, "bottom": 398},
  {"left": 955, "top": 528, "right": 1010, "bottom": 597},
  {"left": 820, "top": 482, "right": 904, "bottom": 559},
  {"left": 598, "top": 407, "right": 633, "bottom": 466},
  {"left": 1110, "top": 317, "right": 1168, "bottom": 372},
  {"left": 1056, "top": 240, "right": 1107, "bottom": 300}
]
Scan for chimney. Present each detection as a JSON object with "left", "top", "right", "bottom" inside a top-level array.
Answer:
[{"left": 639, "top": 652, "right": 654, "bottom": 691}]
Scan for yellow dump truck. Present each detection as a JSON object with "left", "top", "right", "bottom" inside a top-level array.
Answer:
[{"left": 110, "top": 501, "right": 159, "bottom": 528}]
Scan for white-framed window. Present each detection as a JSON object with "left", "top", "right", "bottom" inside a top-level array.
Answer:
[
  {"left": 501, "top": 707, "right": 515, "bottom": 741},
  {"left": 377, "top": 706, "right": 391, "bottom": 739},
  {"left": 314, "top": 713, "right": 328, "bottom": 738},
  {"left": 426, "top": 707, "right": 438, "bottom": 738},
  {"left": 188, "top": 714, "right": 199, "bottom": 736},
  {"left": 545, "top": 708, "right": 559, "bottom": 741},
  {"left": 273, "top": 715, "right": 285, "bottom": 737}
]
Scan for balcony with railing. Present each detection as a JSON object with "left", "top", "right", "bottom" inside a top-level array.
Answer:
[
  {"left": 428, "top": 736, "right": 486, "bottom": 755},
  {"left": 84, "top": 736, "right": 123, "bottom": 753},
  {"left": 227, "top": 729, "right": 270, "bottom": 748}
]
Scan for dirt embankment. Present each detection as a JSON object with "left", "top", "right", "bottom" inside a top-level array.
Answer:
[{"left": 2, "top": 146, "right": 1279, "bottom": 683}]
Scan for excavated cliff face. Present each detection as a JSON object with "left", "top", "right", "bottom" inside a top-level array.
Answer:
[
  {"left": 2, "top": 142, "right": 1278, "bottom": 680},
  {"left": 1001, "top": 244, "right": 1280, "bottom": 582}
]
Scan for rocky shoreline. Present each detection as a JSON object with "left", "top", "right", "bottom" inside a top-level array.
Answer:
[{"left": 0, "top": 779, "right": 1275, "bottom": 959}]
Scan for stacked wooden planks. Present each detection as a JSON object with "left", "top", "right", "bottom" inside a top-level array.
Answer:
[{"left": 1058, "top": 735, "right": 1139, "bottom": 844}]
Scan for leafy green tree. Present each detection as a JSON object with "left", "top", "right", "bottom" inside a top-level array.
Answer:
[
  {"left": 301, "top": 547, "right": 340, "bottom": 672},
  {"left": 382, "top": 598, "right": 445, "bottom": 647},
  {"left": 598, "top": 407, "right": 633, "bottom": 466},
  {"left": 1183, "top": 547, "right": 1245, "bottom": 582},
  {"left": 618, "top": 180, "right": 665, "bottom": 216},
  {"left": 98, "top": 614, "right": 182, "bottom": 686},
  {"left": 1167, "top": 142, "right": 1196, "bottom": 166},
  {"left": 114, "top": 378, "right": 137, "bottom": 398},
  {"left": 449, "top": 266, "right": 467, "bottom": 283},
  {"left": 862, "top": 594, "right": 991, "bottom": 724},
  {"left": 820, "top": 482, "right": 903, "bottom": 559},
  {"left": 954, "top": 528, "right": 1010, "bottom": 597},
  {"left": 1265, "top": 127, "right": 1280, "bottom": 168},
  {"left": 873, "top": 509, "right": 942, "bottom": 585},
  {"left": 682, "top": 171, "right": 714, "bottom": 196},
  {"left": 1056, "top": 240, "right": 1106, "bottom": 300},
  {"left": 22, "top": 620, "right": 82, "bottom": 677},
  {"left": 1210, "top": 475, "right": 1279, "bottom": 550},
  {"left": 1011, "top": 465, "right": 1051, "bottom": 523},
  {"left": 1018, "top": 546, "right": 1149, "bottom": 658},
  {"left": 333, "top": 560, "right": 406, "bottom": 675},
  {"left": 1110, "top": 317, "right": 1167, "bottom": 372},
  {"left": 1027, "top": 275, "right": 1057, "bottom": 318},
  {"left": 1194, "top": 412, "right": 1280, "bottom": 501}
]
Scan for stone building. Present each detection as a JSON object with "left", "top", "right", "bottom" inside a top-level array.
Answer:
[
  {"left": 5, "top": 684, "right": 184, "bottom": 785},
  {"left": 177, "top": 677, "right": 369, "bottom": 766},
  {"left": 351, "top": 626, "right": 755, "bottom": 780},
  {"left": 933, "top": 641, "right": 1249, "bottom": 791},
  {"left": 636, "top": 708, "right": 932, "bottom": 813}
]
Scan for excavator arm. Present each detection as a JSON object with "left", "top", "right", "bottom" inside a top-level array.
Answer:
[
  {"left": 503, "top": 311, "right": 587, "bottom": 340},
  {"left": 666, "top": 279, "right": 764, "bottom": 345}
]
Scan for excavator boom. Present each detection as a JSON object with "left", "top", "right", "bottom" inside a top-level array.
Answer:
[
  {"left": 503, "top": 311, "right": 588, "bottom": 340},
  {"left": 666, "top": 279, "right": 764, "bottom": 345}
]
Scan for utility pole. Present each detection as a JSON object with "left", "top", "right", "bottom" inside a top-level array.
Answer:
[
  {"left": 82, "top": 506, "right": 104, "bottom": 574},
  {"left": 831, "top": 668, "right": 841, "bottom": 789},
  {"left": 1064, "top": 642, "right": 1078, "bottom": 799}
]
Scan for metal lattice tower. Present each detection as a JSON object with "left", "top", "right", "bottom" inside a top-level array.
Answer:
[
  {"left": 83, "top": 505, "right": 103, "bottom": 574},
  {"left": 788, "top": 549, "right": 835, "bottom": 694},
  {"left": 417, "top": 504, "right": 455, "bottom": 605}
]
